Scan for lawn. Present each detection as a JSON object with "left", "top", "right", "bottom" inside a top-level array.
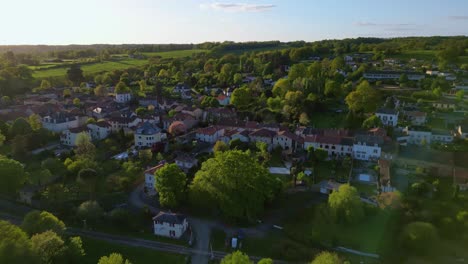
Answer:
[
  {"left": 32, "top": 58, "right": 150, "bottom": 79},
  {"left": 427, "top": 117, "right": 446, "bottom": 129},
  {"left": 141, "top": 49, "right": 208, "bottom": 58},
  {"left": 80, "top": 237, "right": 186, "bottom": 264},
  {"left": 351, "top": 181, "right": 378, "bottom": 197},
  {"left": 394, "top": 50, "right": 437, "bottom": 61}
]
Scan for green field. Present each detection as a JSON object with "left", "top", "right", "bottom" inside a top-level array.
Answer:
[
  {"left": 141, "top": 49, "right": 207, "bottom": 58},
  {"left": 394, "top": 50, "right": 437, "bottom": 61},
  {"left": 81, "top": 237, "right": 186, "bottom": 264},
  {"left": 32, "top": 58, "right": 149, "bottom": 79}
]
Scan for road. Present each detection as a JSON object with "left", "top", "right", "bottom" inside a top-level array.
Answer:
[{"left": 30, "top": 142, "right": 60, "bottom": 155}]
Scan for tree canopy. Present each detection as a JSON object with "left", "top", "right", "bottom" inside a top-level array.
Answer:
[
  {"left": 310, "top": 251, "right": 342, "bottom": 264},
  {"left": 0, "top": 156, "right": 26, "bottom": 194},
  {"left": 154, "top": 163, "right": 187, "bottom": 208},
  {"left": 328, "top": 184, "right": 364, "bottom": 225},
  {"left": 98, "top": 253, "right": 132, "bottom": 264},
  {"left": 22, "top": 210, "right": 66, "bottom": 236},
  {"left": 345, "top": 81, "right": 380, "bottom": 113},
  {"left": 190, "top": 150, "right": 280, "bottom": 222}
]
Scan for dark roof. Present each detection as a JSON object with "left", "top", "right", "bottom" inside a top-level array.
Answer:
[
  {"left": 376, "top": 108, "right": 398, "bottom": 115},
  {"left": 249, "top": 128, "right": 276, "bottom": 138},
  {"left": 152, "top": 211, "right": 186, "bottom": 225},
  {"left": 135, "top": 122, "right": 161, "bottom": 135}
]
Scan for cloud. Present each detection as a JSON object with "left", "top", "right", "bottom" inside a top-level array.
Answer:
[
  {"left": 448, "top": 15, "right": 468, "bottom": 20},
  {"left": 200, "top": 2, "right": 276, "bottom": 12}
]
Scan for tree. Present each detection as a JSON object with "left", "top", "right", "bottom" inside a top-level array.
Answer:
[
  {"left": 115, "top": 81, "right": 130, "bottom": 94},
  {"left": 154, "top": 164, "right": 187, "bottom": 208},
  {"left": 0, "top": 220, "right": 36, "bottom": 264},
  {"left": 77, "top": 168, "right": 99, "bottom": 199},
  {"left": 98, "top": 253, "right": 132, "bottom": 264},
  {"left": 0, "top": 156, "right": 26, "bottom": 194},
  {"left": 73, "top": 97, "right": 81, "bottom": 107},
  {"left": 64, "top": 236, "right": 85, "bottom": 264},
  {"left": 324, "top": 80, "right": 341, "bottom": 97},
  {"left": 9, "top": 117, "right": 32, "bottom": 136},
  {"left": 311, "top": 251, "right": 341, "bottom": 264},
  {"left": 233, "top": 73, "right": 243, "bottom": 85},
  {"left": 75, "top": 132, "right": 96, "bottom": 159},
  {"left": 345, "top": 81, "right": 380, "bottom": 113},
  {"left": 288, "top": 63, "right": 307, "bottom": 81},
  {"left": 272, "top": 79, "right": 290, "bottom": 98},
  {"left": 139, "top": 149, "right": 153, "bottom": 163},
  {"left": 22, "top": 210, "right": 66, "bottom": 236},
  {"left": 28, "top": 114, "right": 42, "bottom": 131},
  {"left": 138, "top": 80, "right": 147, "bottom": 92},
  {"left": 230, "top": 86, "right": 252, "bottom": 109},
  {"left": 63, "top": 88, "right": 71, "bottom": 98},
  {"left": 213, "top": 141, "right": 229, "bottom": 153},
  {"left": 257, "top": 258, "right": 273, "bottom": 264},
  {"left": 67, "top": 65, "right": 84, "bottom": 85},
  {"left": 328, "top": 184, "right": 364, "bottom": 224},
  {"left": 31, "top": 230, "right": 66, "bottom": 264},
  {"left": 221, "top": 251, "right": 253, "bottom": 264},
  {"left": 94, "top": 85, "right": 108, "bottom": 97},
  {"left": 77, "top": 200, "right": 103, "bottom": 223},
  {"left": 362, "top": 115, "right": 383, "bottom": 129},
  {"left": 11, "top": 134, "right": 28, "bottom": 160},
  {"left": 299, "top": 112, "right": 310, "bottom": 125},
  {"left": 40, "top": 79, "right": 52, "bottom": 90},
  {"left": 400, "top": 221, "right": 438, "bottom": 255},
  {"left": 456, "top": 90, "right": 465, "bottom": 102},
  {"left": 190, "top": 150, "right": 279, "bottom": 221}
]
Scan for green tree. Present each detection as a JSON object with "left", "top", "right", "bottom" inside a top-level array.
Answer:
[
  {"left": 345, "top": 81, "right": 380, "bottom": 113},
  {"left": 139, "top": 149, "right": 153, "bottom": 163},
  {"left": 257, "top": 258, "right": 273, "bottom": 264},
  {"left": 311, "top": 251, "right": 341, "bottom": 264},
  {"left": 190, "top": 150, "right": 279, "bottom": 221},
  {"left": 400, "top": 221, "right": 438, "bottom": 255},
  {"left": 94, "top": 85, "right": 108, "bottom": 97},
  {"left": 75, "top": 132, "right": 96, "bottom": 159},
  {"left": 233, "top": 73, "right": 243, "bottom": 85},
  {"left": 63, "top": 88, "right": 71, "bottom": 98},
  {"left": 362, "top": 115, "right": 383, "bottom": 129},
  {"left": 138, "top": 80, "right": 147, "bottom": 92},
  {"left": 299, "top": 112, "right": 310, "bottom": 125},
  {"left": 288, "top": 63, "right": 307, "bottom": 81},
  {"left": 221, "top": 251, "right": 252, "bottom": 264},
  {"left": 115, "top": 81, "right": 130, "bottom": 94},
  {"left": 455, "top": 90, "right": 465, "bottom": 102},
  {"left": 154, "top": 164, "right": 187, "bottom": 208},
  {"left": 77, "top": 200, "right": 103, "bottom": 224},
  {"left": 98, "top": 253, "right": 132, "bottom": 264},
  {"left": 0, "top": 220, "right": 36, "bottom": 264},
  {"left": 0, "top": 132, "right": 5, "bottom": 146},
  {"left": 73, "top": 97, "right": 81, "bottom": 107},
  {"left": 77, "top": 168, "right": 99, "bottom": 199},
  {"left": 67, "top": 65, "right": 84, "bottom": 85},
  {"left": 31, "top": 230, "right": 66, "bottom": 264},
  {"left": 65, "top": 236, "right": 85, "bottom": 264},
  {"left": 28, "top": 114, "right": 42, "bottom": 131},
  {"left": 0, "top": 156, "right": 26, "bottom": 194},
  {"left": 230, "top": 86, "right": 252, "bottom": 109},
  {"left": 328, "top": 184, "right": 364, "bottom": 224},
  {"left": 40, "top": 79, "right": 52, "bottom": 90},
  {"left": 324, "top": 80, "right": 341, "bottom": 97},
  {"left": 11, "top": 134, "right": 28, "bottom": 160},
  {"left": 213, "top": 140, "right": 229, "bottom": 153},
  {"left": 272, "top": 79, "right": 290, "bottom": 98},
  {"left": 10, "top": 117, "right": 32, "bottom": 136},
  {"left": 22, "top": 210, "right": 66, "bottom": 236}
]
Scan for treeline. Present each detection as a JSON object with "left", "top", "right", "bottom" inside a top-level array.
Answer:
[{"left": 210, "top": 40, "right": 282, "bottom": 53}]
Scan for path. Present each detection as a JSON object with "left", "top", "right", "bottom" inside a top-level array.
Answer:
[{"left": 31, "top": 142, "right": 60, "bottom": 155}]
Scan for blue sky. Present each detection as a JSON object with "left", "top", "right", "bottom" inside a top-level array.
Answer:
[{"left": 1, "top": 0, "right": 467, "bottom": 44}]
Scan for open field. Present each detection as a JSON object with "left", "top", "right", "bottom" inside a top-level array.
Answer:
[
  {"left": 81, "top": 237, "right": 186, "bottom": 264},
  {"left": 393, "top": 50, "right": 437, "bottom": 61}
]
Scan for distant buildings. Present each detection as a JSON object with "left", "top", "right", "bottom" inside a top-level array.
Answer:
[
  {"left": 376, "top": 108, "right": 399, "bottom": 127},
  {"left": 134, "top": 122, "right": 167, "bottom": 148},
  {"left": 363, "top": 71, "right": 425, "bottom": 81}
]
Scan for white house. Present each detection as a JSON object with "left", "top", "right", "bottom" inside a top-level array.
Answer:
[
  {"left": 152, "top": 211, "right": 189, "bottom": 239},
  {"left": 173, "top": 84, "right": 192, "bottom": 100},
  {"left": 353, "top": 135, "right": 382, "bottom": 161},
  {"left": 403, "top": 127, "right": 432, "bottom": 145},
  {"left": 273, "top": 130, "right": 301, "bottom": 151},
  {"left": 249, "top": 128, "right": 276, "bottom": 150},
  {"left": 134, "top": 122, "right": 166, "bottom": 148},
  {"left": 144, "top": 164, "right": 165, "bottom": 195},
  {"left": 376, "top": 108, "right": 398, "bottom": 127},
  {"left": 195, "top": 126, "right": 225, "bottom": 143},
  {"left": 363, "top": 71, "right": 425, "bottom": 81},
  {"left": 42, "top": 113, "right": 84, "bottom": 132},
  {"left": 108, "top": 116, "right": 141, "bottom": 132},
  {"left": 87, "top": 121, "right": 112, "bottom": 140},
  {"left": 406, "top": 111, "right": 427, "bottom": 126},
  {"left": 303, "top": 135, "right": 354, "bottom": 158},
  {"left": 60, "top": 126, "right": 91, "bottom": 146},
  {"left": 115, "top": 93, "right": 132, "bottom": 103},
  {"left": 175, "top": 155, "right": 198, "bottom": 173}
]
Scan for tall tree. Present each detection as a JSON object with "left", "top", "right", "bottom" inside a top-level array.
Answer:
[
  {"left": 400, "top": 221, "right": 439, "bottom": 255},
  {"left": 31, "top": 230, "right": 66, "bottom": 264},
  {"left": 67, "top": 65, "right": 84, "bottom": 85},
  {"left": 221, "top": 251, "right": 252, "bottom": 264},
  {"left": 328, "top": 184, "right": 364, "bottom": 224},
  {"left": 98, "top": 253, "right": 132, "bottom": 264},
  {"left": 311, "top": 251, "right": 341, "bottom": 264},
  {"left": 154, "top": 164, "right": 187, "bottom": 208},
  {"left": 22, "top": 210, "right": 66, "bottom": 236},
  {"left": 0, "top": 156, "right": 26, "bottom": 194},
  {"left": 75, "top": 132, "right": 96, "bottom": 159},
  {"left": 190, "top": 150, "right": 280, "bottom": 222},
  {"left": 0, "top": 220, "right": 37, "bottom": 264},
  {"left": 345, "top": 81, "right": 380, "bottom": 113}
]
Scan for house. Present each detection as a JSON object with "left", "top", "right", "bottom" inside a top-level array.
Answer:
[
  {"left": 376, "top": 108, "right": 398, "bottom": 127},
  {"left": 195, "top": 126, "right": 224, "bottom": 143},
  {"left": 173, "top": 84, "right": 192, "bottom": 100},
  {"left": 139, "top": 97, "right": 158, "bottom": 107},
  {"left": 403, "top": 126, "right": 432, "bottom": 145},
  {"left": 87, "top": 121, "right": 112, "bottom": 140},
  {"left": 273, "top": 130, "right": 300, "bottom": 151},
  {"left": 108, "top": 116, "right": 141, "bottom": 132},
  {"left": 115, "top": 92, "right": 132, "bottom": 103},
  {"left": 175, "top": 154, "right": 198, "bottom": 173},
  {"left": 230, "top": 129, "right": 250, "bottom": 143},
  {"left": 249, "top": 128, "right": 276, "bottom": 150},
  {"left": 42, "top": 112, "right": 85, "bottom": 132},
  {"left": 431, "top": 130, "right": 454, "bottom": 144},
  {"left": 216, "top": 94, "right": 230, "bottom": 106},
  {"left": 353, "top": 134, "right": 382, "bottom": 161},
  {"left": 60, "top": 126, "right": 91, "bottom": 146},
  {"left": 453, "top": 168, "right": 468, "bottom": 191},
  {"left": 405, "top": 111, "right": 427, "bottom": 125},
  {"left": 363, "top": 71, "right": 425, "bottom": 81},
  {"left": 319, "top": 180, "right": 342, "bottom": 194},
  {"left": 432, "top": 99, "right": 456, "bottom": 110},
  {"left": 303, "top": 135, "right": 354, "bottom": 158},
  {"left": 134, "top": 122, "right": 166, "bottom": 148},
  {"left": 152, "top": 211, "right": 189, "bottom": 239},
  {"left": 456, "top": 124, "right": 468, "bottom": 138},
  {"left": 144, "top": 164, "right": 165, "bottom": 195}
]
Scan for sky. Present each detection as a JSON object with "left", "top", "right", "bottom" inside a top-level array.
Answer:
[{"left": 0, "top": 0, "right": 467, "bottom": 45}]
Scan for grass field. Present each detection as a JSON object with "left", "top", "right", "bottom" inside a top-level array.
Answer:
[
  {"left": 394, "top": 50, "right": 437, "bottom": 61},
  {"left": 309, "top": 112, "right": 346, "bottom": 128},
  {"left": 32, "top": 58, "right": 149, "bottom": 78},
  {"left": 141, "top": 49, "right": 207, "bottom": 58},
  {"left": 81, "top": 237, "right": 186, "bottom": 264}
]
